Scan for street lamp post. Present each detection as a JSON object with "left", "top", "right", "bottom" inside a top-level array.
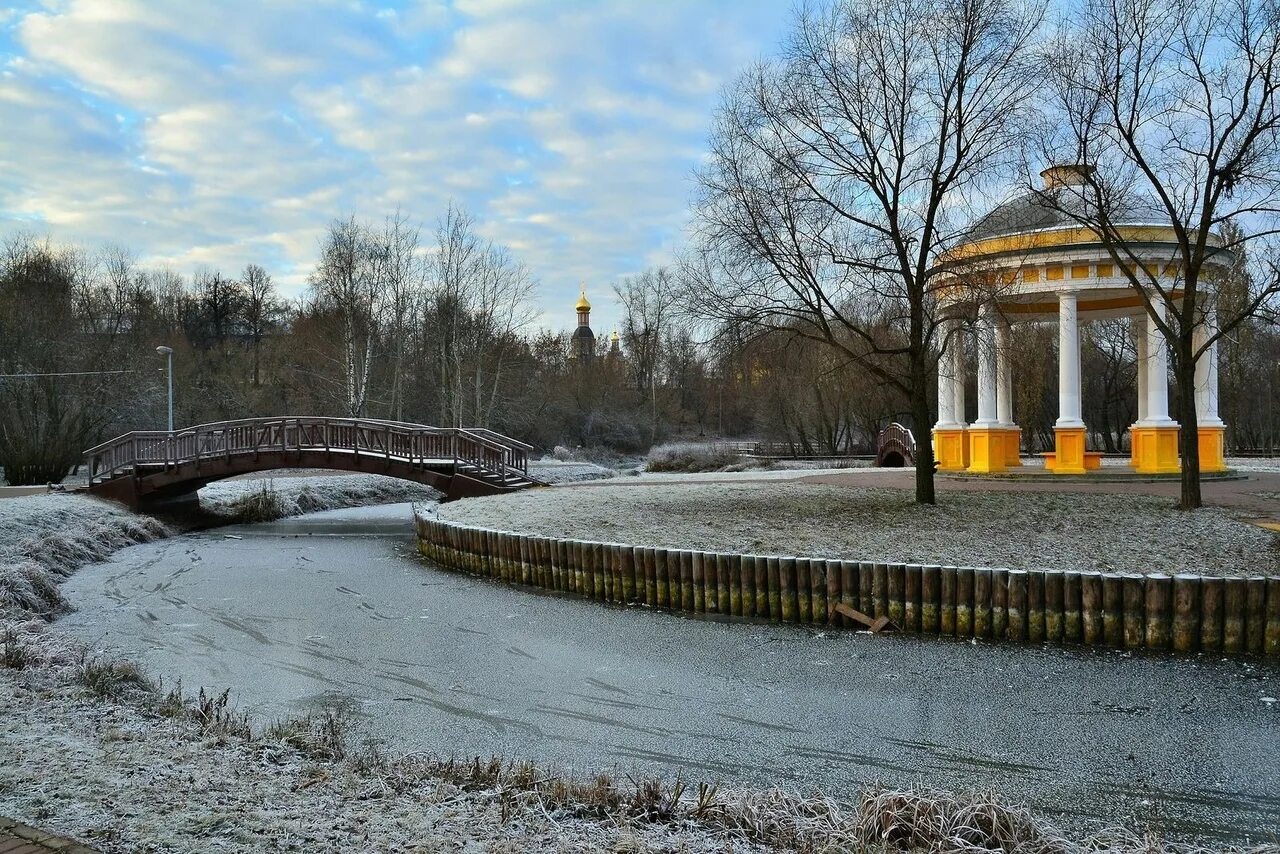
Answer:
[{"left": 156, "top": 346, "right": 174, "bottom": 432}]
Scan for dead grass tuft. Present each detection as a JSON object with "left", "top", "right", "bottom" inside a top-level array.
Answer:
[
  {"left": 266, "top": 702, "right": 353, "bottom": 761},
  {"left": 75, "top": 652, "right": 153, "bottom": 698}
]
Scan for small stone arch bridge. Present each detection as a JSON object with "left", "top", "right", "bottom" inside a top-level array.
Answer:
[{"left": 85, "top": 416, "right": 541, "bottom": 509}]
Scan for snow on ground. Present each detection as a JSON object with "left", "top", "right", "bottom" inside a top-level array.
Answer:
[
  {"left": 528, "top": 459, "right": 618, "bottom": 484},
  {"left": 1, "top": 630, "right": 1230, "bottom": 854},
  {"left": 1226, "top": 456, "right": 1280, "bottom": 473},
  {"left": 439, "top": 480, "right": 1278, "bottom": 577},
  {"left": 0, "top": 494, "right": 169, "bottom": 618},
  {"left": 625, "top": 465, "right": 886, "bottom": 484},
  {"left": 0, "top": 643, "right": 777, "bottom": 854}
]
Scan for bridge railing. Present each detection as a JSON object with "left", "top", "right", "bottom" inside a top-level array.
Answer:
[{"left": 84, "top": 416, "right": 530, "bottom": 483}]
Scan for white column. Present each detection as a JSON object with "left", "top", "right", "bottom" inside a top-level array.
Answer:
[
  {"left": 952, "top": 323, "right": 967, "bottom": 426},
  {"left": 1194, "top": 307, "right": 1224, "bottom": 426},
  {"left": 1056, "top": 290, "right": 1084, "bottom": 427},
  {"left": 1145, "top": 301, "right": 1175, "bottom": 425},
  {"left": 974, "top": 304, "right": 999, "bottom": 427},
  {"left": 995, "top": 313, "right": 1013, "bottom": 427},
  {"left": 936, "top": 320, "right": 957, "bottom": 427},
  {"left": 1132, "top": 315, "right": 1148, "bottom": 423}
]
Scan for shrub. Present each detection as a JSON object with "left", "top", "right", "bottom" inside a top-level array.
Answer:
[{"left": 645, "top": 442, "right": 743, "bottom": 473}]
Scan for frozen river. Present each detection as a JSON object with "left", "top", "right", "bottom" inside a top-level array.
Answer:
[{"left": 60, "top": 503, "right": 1279, "bottom": 843}]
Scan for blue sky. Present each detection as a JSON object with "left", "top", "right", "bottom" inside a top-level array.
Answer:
[{"left": 0, "top": 0, "right": 793, "bottom": 331}]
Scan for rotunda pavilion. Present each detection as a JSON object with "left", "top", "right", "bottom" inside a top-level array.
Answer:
[{"left": 932, "top": 165, "right": 1229, "bottom": 476}]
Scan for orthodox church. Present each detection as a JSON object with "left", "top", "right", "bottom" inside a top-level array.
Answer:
[
  {"left": 571, "top": 286, "right": 595, "bottom": 361},
  {"left": 568, "top": 285, "right": 621, "bottom": 363}
]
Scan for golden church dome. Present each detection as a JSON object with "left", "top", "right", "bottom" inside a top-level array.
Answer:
[{"left": 576, "top": 286, "right": 591, "bottom": 312}]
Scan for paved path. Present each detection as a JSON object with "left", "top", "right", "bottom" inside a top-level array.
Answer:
[
  {"left": 58, "top": 505, "right": 1280, "bottom": 846},
  {"left": 0, "top": 818, "right": 94, "bottom": 853}
]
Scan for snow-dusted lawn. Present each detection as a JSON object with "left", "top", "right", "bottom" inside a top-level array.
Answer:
[{"left": 438, "top": 481, "right": 1278, "bottom": 577}]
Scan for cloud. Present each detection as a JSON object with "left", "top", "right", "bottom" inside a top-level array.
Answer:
[{"left": 0, "top": 0, "right": 792, "bottom": 330}]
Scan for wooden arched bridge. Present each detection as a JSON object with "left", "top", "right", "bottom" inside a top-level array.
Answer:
[
  {"left": 85, "top": 417, "right": 541, "bottom": 509},
  {"left": 874, "top": 422, "right": 916, "bottom": 468}
]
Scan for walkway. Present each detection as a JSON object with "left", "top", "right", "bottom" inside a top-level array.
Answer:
[{"left": 0, "top": 817, "right": 94, "bottom": 853}]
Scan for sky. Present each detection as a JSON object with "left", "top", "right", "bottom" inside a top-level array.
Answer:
[{"left": 0, "top": 0, "right": 793, "bottom": 332}]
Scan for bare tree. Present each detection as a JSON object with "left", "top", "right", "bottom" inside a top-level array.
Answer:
[
  {"left": 425, "top": 205, "right": 535, "bottom": 427},
  {"left": 377, "top": 211, "right": 427, "bottom": 421},
  {"left": 309, "top": 216, "right": 387, "bottom": 417},
  {"left": 240, "top": 263, "right": 282, "bottom": 389},
  {"left": 615, "top": 268, "right": 678, "bottom": 445},
  {"left": 1039, "top": 0, "right": 1280, "bottom": 507},
  {"left": 683, "top": 0, "right": 1043, "bottom": 503}
]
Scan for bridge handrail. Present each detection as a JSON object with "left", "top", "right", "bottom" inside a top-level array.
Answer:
[{"left": 84, "top": 416, "right": 530, "bottom": 483}]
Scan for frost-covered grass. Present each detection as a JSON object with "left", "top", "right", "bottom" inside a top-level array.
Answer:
[
  {"left": 529, "top": 459, "right": 619, "bottom": 484},
  {"left": 0, "top": 630, "right": 1267, "bottom": 854},
  {"left": 646, "top": 441, "right": 746, "bottom": 473},
  {"left": 0, "top": 494, "right": 170, "bottom": 619},
  {"left": 440, "top": 481, "right": 1278, "bottom": 577},
  {"left": 198, "top": 471, "right": 440, "bottom": 523}
]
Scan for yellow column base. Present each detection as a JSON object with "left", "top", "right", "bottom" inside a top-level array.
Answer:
[
  {"left": 1130, "top": 424, "right": 1181, "bottom": 474},
  {"left": 966, "top": 426, "right": 1007, "bottom": 474},
  {"left": 1050, "top": 426, "right": 1088, "bottom": 475},
  {"left": 1197, "top": 425, "right": 1227, "bottom": 473},
  {"left": 933, "top": 427, "right": 968, "bottom": 472},
  {"left": 1002, "top": 426, "right": 1022, "bottom": 467}
]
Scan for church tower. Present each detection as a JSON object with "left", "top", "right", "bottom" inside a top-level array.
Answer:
[{"left": 571, "top": 285, "right": 595, "bottom": 361}]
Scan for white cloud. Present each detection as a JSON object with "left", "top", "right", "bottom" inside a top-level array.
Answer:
[{"left": 0, "top": 0, "right": 792, "bottom": 328}]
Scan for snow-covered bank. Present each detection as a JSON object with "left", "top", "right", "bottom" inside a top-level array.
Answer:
[
  {"left": 0, "top": 473, "right": 439, "bottom": 620},
  {"left": 198, "top": 471, "right": 440, "bottom": 523},
  {"left": 3, "top": 630, "right": 1265, "bottom": 854},
  {"left": 0, "top": 495, "right": 169, "bottom": 619},
  {"left": 528, "top": 459, "right": 619, "bottom": 484},
  {"left": 438, "top": 481, "right": 1278, "bottom": 577}
]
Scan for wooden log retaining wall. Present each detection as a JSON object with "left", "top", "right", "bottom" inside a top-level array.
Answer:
[{"left": 414, "top": 512, "right": 1280, "bottom": 657}]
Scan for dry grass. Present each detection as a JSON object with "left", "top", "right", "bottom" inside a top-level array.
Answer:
[
  {"left": 1, "top": 626, "right": 28, "bottom": 669},
  {"left": 264, "top": 702, "right": 354, "bottom": 761},
  {"left": 75, "top": 652, "right": 153, "bottom": 698},
  {"left": 335, "top": 754, "right": 1274, "bottom": 854}
]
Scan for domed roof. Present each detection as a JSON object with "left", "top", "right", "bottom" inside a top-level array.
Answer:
[
  {"left": 575, "top": 286, "right": 591, "bottom": 312},
  {"left": 966, "top": 166, "right": 1166, "bottom": 244}
]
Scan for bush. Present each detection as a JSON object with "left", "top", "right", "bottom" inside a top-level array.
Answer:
[{"left": 645, "top": 442, "right": 744, "bottom": 473}]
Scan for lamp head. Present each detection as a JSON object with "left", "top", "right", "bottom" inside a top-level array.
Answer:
[{"left": 156, "top": 345, "right": 173, "bottom": 355}]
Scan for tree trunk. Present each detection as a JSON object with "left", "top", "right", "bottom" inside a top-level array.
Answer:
[
  {"left": 1173, "top": 345, "right": 1202, "bottom": 510},
  {"left": 911, "top": 349, "right": 937, "bottom": 505}
]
